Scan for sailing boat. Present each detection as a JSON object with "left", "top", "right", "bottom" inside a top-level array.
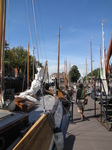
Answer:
[{"left": 0, "top": 1, "right": 70, "bottom": 149}]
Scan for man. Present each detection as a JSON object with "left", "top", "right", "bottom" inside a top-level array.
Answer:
[{"left": 76, "top": 83, "right": 87, "bottom": 121}]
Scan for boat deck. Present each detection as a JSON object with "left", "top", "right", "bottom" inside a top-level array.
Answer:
[
  {"left": 0, "top": 95, "right": 56, "bottom": 150},
  {"left": 64, "top": 94, "right": 112, "bottom": 150}
]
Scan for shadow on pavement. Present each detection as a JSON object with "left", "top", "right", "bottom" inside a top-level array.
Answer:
[
  {"left": 84, "top": 108, "right": 99, "bottom": 111},
  {"left": 64, "top": 135, "right": 75, "bottom": 150}
]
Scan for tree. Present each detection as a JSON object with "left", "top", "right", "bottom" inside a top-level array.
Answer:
[
  {"left": 8, "top": 46, "right": 27, "bottom": 74},
  {"left": 4, "top": 46, "right": 43, "bottom": 77},
  {"left": 83, "top": 68, "right": 100, "bottom": 81},
  {"left": 69, "top": 65, "right": 81, "bottom": 82}
]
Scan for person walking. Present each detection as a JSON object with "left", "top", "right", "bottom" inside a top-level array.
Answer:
[{"left": 76, "top": 83, "right": 87, "bottom": 121}]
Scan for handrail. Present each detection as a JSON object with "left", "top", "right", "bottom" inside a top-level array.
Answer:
[{"left": 95, "top": 78, "right": 110, "bottom": 130}]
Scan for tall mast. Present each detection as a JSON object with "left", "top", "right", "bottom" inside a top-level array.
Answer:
[
  {"left": 33, "top": 49, "right": 34, "bottom": 80},
  {"left": 68, "top": 61, "right": 71, "bottom": 87},
  {"left": 27, "top": 43, "right": 29, "bottom": 88},
  {"left": 0, "top": 0, "right": 6, "bottom": 106},
  {"left": 43, "top": 60, "right": 47, "bottom": 82},
  {"left": 102, "top": 20, "right": 106, "bottom": 80},
  {"left": 102, "top": 19, "right": 108, "bottom": 94},
  {"left": 57, "top": 26, "right": 61, "bottom": 88},
  {"left": 90, "top": 37, "right": 93, "bottom": 88},
  {"left": 64, "top": 59, "right": 66, "bottom": 90},
  {"left": 86, "top": 56, "right": 87, "bottom": 84},
  {"left": 64, "top": 59, "right": 67, "bottom": 89},
  {"left": 66, "top": 60, "right": 67, "bottom": 87}
]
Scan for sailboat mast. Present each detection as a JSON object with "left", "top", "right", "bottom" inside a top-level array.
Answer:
[
  {"left": 57, "top": 26, "right": 60, "bottom": 87},
  {"left": 64, "top": 59, "right": 67, "bottom": 89},
  {"left": 33, "top": 49, "right": 34, "bottom": 80},
  {"left": 0, "top": 0, "right": 6, "bottom": 105},
  {"left": 86, "top": 56, "right": 87, "bottom": 84},
  {"left": 102, "top": 20, "right": 106, "bottom": 79},
  {"left": 68, "top": 61, "right": 71, "bottom": 87},
  {"left": 90, "top": 39, "right": 93, "bottom": 88}
]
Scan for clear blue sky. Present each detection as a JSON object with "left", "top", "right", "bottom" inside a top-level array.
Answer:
[{"left": 5, "top": 0, "right": 112, "bottom": 76}]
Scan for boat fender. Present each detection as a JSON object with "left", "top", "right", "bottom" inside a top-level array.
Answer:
[
  {"left": 8, "top": 101, "right": 16, "bottom": 111},
  {"left": 0, "top": 137, "right": 5, "bottom": 150}
]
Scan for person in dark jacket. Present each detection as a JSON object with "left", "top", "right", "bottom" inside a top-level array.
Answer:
[{"left": 76, "top": 83, "right": 87, "bottom": 121}]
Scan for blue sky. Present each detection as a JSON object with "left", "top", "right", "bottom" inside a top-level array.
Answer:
[{"left": 5, "top": 0, "right": 112, "bottom": 76}]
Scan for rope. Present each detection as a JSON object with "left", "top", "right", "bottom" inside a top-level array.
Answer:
[
  {"left": 38, "top": 0, "right": 47, "bottom": 60},
  {"left": 32, "top": 0, "right": 39, "bottom": 62},
  {"left": 8, "top": 0, "right": 10, "bottom": 48},
  {"left": 26, "top": 0, "right": 33, "bottom": 51}
]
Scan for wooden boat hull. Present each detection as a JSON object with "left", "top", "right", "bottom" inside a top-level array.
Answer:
[{"left": 13, "top": 113, "right": 53, "bottom": 150}]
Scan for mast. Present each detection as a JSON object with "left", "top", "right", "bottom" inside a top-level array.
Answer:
[
  {"left": 100, "top": 46, "right": 102, "bottom": 78},
  {"left": 27, "top": 43, "right": 29, "bottom": 88},
  {"left": 90, "top": 38, "right": 93, "bottom": 88},
  {"left": 66, "top": 60, "right": 67, "bottom": 87},
  {"left": 86, "top": 56, "right": 87, "bottom": 84},
  {"left": 102, "top": 20, "right": 108, "bottom": 94},
  {"left": 43, "top": 60, "right": 47, "bottom": 82},
  {"left": 102, "top": 20, "right": 106, "bottom": 80},
  {"left": 33, "top": 49, "right": 34, "bottom": 80},
  {"left": 0, "top": 0, "right": 6, "bottom": 106},
  {"left": 57, "top": 26, "right": 60, "bottom": 87},
  {"left": 68, "top": 61, "right": 71, "bottom": 87},
  {"left": 64, "top": 59, "right": 67, "bottom": 90}
]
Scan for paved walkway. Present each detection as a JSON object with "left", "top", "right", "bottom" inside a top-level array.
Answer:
[{"left": 64, "top": 95, "right": 112, "bottom": 150}]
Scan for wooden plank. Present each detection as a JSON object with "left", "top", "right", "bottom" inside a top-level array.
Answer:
[{"left": 13, "top": 114, "right": 53, "bottom": 150}]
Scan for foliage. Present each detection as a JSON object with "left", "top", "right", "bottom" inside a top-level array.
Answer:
[
  {"left": 4, "top": 46, "right": 43, "bottom": 77},
  {"left": 69, "top": 65, "right": 81, "bottom": 82},
  {"left": 83, "top": 68, "right": 100, "bottom": 81},
  {"left": 5, "top": 46, "right": 27, "bottom": 73}
]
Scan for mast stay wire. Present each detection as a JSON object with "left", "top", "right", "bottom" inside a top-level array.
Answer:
[
  {"left": 32, "top": 0, "right": 39, "bottom": 63},
  {"left": 37, "top": 0, "right": 47, "bottom": 60},
  {"left": 7, "top": 0, "right": 12, "bottom": 88},
  {"left": 26, "top": 0, "right": 34, "bottom": 52},
  {"left": 33, "top": 1, "right": 42, "bottom": 61},
  {"left": 7, "top": 0, "right": 10, "bottom": 48},
  {"left": 26, "top": 0, "right": 38, "bottom": 74}
]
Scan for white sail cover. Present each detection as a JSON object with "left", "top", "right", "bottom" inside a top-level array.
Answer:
[{"left": 16, "top": 67, "right": 48, "bottom": 103}]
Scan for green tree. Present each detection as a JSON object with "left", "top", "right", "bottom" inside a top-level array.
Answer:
[
  {"left": 69, "top": 65, "right": 81, "bottom": 82},
  {"left": 10, "top": 46, "right": 27, "bottom": 73},
  {"left": 83, "top": 68, "right": 100, "bottom": 81},
  {"left": 4, "top": 46, "right": 43, "bottom": 77}
]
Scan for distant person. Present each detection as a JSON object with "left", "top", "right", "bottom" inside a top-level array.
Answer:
[{"left": 76, "top": 83, "right": 87, "bottom": 121}]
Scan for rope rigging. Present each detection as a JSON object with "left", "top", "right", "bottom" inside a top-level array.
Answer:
[
  {"left": 32, "top": 0, "right": 39, "bottom": 62},
  {"left": 26, "top": 0, "right": 33, "bottom": 51}
]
